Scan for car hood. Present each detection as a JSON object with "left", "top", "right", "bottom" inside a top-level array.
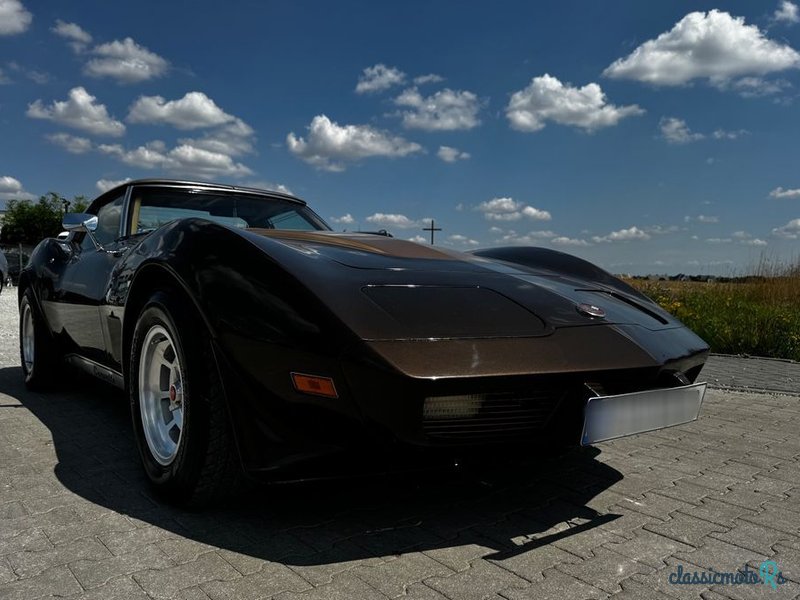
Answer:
[{"left": 244, "top": 229, "right": 683, "bottom": 340}]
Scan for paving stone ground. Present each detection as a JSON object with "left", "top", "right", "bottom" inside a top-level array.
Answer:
[{"left": 1, "top": 287, "right": 799, "bottom": 600}]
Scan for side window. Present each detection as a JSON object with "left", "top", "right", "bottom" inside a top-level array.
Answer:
[{"left": 81, "top": 194, "right": 124, "bottom": 250}]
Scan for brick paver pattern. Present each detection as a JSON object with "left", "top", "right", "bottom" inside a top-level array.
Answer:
[{"left": 0, "top": 288, "right": 799, "bottom": 599}]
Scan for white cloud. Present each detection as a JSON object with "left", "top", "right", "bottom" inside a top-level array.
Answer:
[
  {"left": 96, "top": 178, "right": 131, "bottom": 193},
  {"left": 413, "top": 73, "right": 444, "bottom": 85},
  {"left": 47, "top": 133, "right": 92, "bottom": 154},
  {"left": 489, "top": 226, "right": 504, "bottom": 235},
  {"left": 726, "top": 76, "right": 791, "bottom": 97},
  {"left": 27, "top": 87, "right": 126, "bottom": 137},
  {"left": 774, "top": 1, "right": 800, "bottom": 24},
  {"left": 706, "top": 238, "right": 732, "bottom": 243},
  {"left": 437, "top": 145, "right": 470, "bottom": 162},
  {"left": 592, "top": 226, "right": 651, "bottom": 243},
  {"left": 477, "top": 197, "right": 551, "bottom": 222},
  {"left": 773, "top": 218, "right": 800, "bottom": 238},
  {"left": 395, "top": 87, "right": 481, "bottom": 131},
  {"left": 660, "top": 117, "right": 704, "bottom": 143},
  {"left": 365, "top": 213, "right": 419, "bottom": 229},
  {"left": 85, "top": 37, "right": 168, "bottom": 83},
  {"left": 685, "top": 214, "right": 719, "bottom": 223},
  {"left": 355, "top": 64, "right": 406, "bottom": 94},
  {"left": 603, "top": 10, "right": 800, "bottom": 86},
  {"left": 51, "top": 19, "right": 92, "bottom": 52},
  {"left": 770, "top": 186, "right": 800, "bottom": 199},
  {"left": 179, "top": 119, "right": 256, "bottom": 157},
  {"left": 0, "top": 0, "right": 32, "bottom": 35},
  {"left": 127, "top": 92, "right": 236, "bottom": 129},
  {"left": 732, "top": 230, "right": 751, "bottom": 239},
  {"left": 286, "top": 114, "right": 422, "bottom": 171},
  {"left": 551, "top": 236, "right": 591, "bottom": 247},
  {"left": 742, "top": 238, "right": 768, "bottom": 246},
  {"left": 506, "top": 74, "right": 643, "bottom": 132},
  {"left": 447, "top": 234, "right": 479, "bottom": 246},
  {"left": 0, "top": 175, "right": 34, "bottom": 200},
  {"left": 408, "top": 235, "right": 427, "bottom": 243},
  {"left": 330, "top": 213, "right": 355, "bottom": 225},
  {"left": 712, "top": 128, "right": 748, "bottom": 140},
  {"left": 646, "top": 225, "right": 680, "bottom": 235},
  {"left": 496, "top": 230, "right": 560, "bottom": 245},
  {"left": 98, "top": 140, "right": 252, "bottom": 178},
  {"left": 241, "top": 180, "right": 292, "bottom": 195}
]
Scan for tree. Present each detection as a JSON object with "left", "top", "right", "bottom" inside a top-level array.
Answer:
[{"left": 0, "top": 192, "right": 88, "bottom": 246}]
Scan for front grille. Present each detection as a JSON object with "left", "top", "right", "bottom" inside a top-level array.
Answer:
[{"left": 422, "top": 389, "right": 568, "bottom": 443}]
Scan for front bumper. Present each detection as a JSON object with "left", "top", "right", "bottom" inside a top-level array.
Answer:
[{"left": 581, "top": 382, "right": 706, "bottom": 445}]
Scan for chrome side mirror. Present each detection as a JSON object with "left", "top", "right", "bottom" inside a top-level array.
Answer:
[
  {"left": 62, "top": 213, "right": 98, "bottom": 232},
  {"left": 62, "top": 213, "right": 103, "bottom": 250}
]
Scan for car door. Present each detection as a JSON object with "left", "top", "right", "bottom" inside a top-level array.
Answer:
[{"left": 42, "top": 190, "right": 128, "bottom": 368}]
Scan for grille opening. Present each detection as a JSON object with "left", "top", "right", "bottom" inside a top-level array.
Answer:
[{"left": 422, "top": 389, "right": 568, "bottom": 442}]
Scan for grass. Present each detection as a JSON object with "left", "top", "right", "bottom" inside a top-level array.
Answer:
[{"left": 626, "top": 260, "right": 800, "bottom": 361}]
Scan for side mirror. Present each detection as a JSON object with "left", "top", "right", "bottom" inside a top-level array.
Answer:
[
  {"left": 62, "top": 213, "right": 103, "bottom": 250},
  {"left": 62, "top": 213, "right": 98, "bottom": 232}
]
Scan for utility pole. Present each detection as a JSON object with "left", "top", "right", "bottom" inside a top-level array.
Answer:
[{"left": 422, "top": 219, "right": 442, "bottom": 245}]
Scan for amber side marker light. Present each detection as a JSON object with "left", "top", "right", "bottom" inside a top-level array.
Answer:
[{"left": 291, "top": 372, "right": 338, "bottom": 398}]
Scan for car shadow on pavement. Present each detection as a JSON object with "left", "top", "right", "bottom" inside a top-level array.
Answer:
[{"left": 1, "top": 366, "right": 623, "bottom": 565}]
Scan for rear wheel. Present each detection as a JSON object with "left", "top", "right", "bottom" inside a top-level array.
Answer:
[
  {"left": 19, "top": 288, "right": 62, "bottom": 390},
  {"left": 129, "top": 291, "right": 240, "bottom": 505}
]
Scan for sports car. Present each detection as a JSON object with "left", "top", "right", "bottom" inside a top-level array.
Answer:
[{"left": 19, "top": 179, "right": 708, "bottom": 504}]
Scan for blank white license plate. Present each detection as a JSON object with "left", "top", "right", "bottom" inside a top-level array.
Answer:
[{"left": 581, "top": 383, "right": 706, "bottom": 446}]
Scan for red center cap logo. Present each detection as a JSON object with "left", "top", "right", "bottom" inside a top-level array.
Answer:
[{"left": 169, "top": 385, "right": 177, "bottom": 403}]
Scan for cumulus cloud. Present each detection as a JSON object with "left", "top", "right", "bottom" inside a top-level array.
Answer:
[
  {"left": 495, "top": 230, "right": 559, "bottom": 245},
  {"left": 551, "top": 236, "right": 591, "bottom": 247},
  {"left": 772, "top": 218, "right": 800, "bottom": 238},
  {"left": 592, "top": 226, "right": 651, "bottom": 243},
  {"left": 96, "top": 178, "right": 131, "bottom": 193},
  {"left": 477, "top": 197, "right": 551, "bottom": 222},
  {"left": 414, "top": 73, "right": 444, "bottom": 85},
  {"left": 98, "top": 140, "right": 252, "bottom": 178},
  {"left": 85, "top": 37, "right": 168, "bottom": 83},
  {"left": 51, "top": 19, "right": 92, "bottom": 52},
  {"left": 127, "top": 92, "right": 236, "bottom": 129},
  {"left": 286, "top": 114, "right": 422, "bottom": 171},
  {"left": 660, "top": 117, "right": 704, "bottom": 143},
  {"left": 774, "top": 1, "right": 800, "bottom": 24},
  {"left": 0, "top": 0, "right": 32, "bottom": 35},
  {"left": 47, "top": 133, "right": 92, "bottom": 154},
  {"left": 770, "top": 186, "right": 800, "bottom": 199},
  {"left": 725, "top": 76, "right": 792, "bottom": 97},
  {"left": 365, "top": 213, "right": 419, "bottom": 229},
  {"left": 330, "top": 213, "right": 355, "bottom": 225},
  {"left": 685, "top": 214, "right": 719, "bottom": 223},
  {"left": 27, "top": 87, "right": 126, "bottom": 137},
  {"left": 408, "top": 235, "right": 427, "bottom": 244},
  {"left": 0, "top": 175, "right": 34, "bottom": 200},
  {"left": 437, "top": 145, "right": 470, "bottom": 162},
  {"left": 603, "top": 10, "right": 800, "bottom": 86},
  {"left": 179, "top": 119, "right": 256, "bottom": 157},
  {"left": 712, "top": 128, "right": 748, "bottom": 140},
  {"left": 447, "top": 234, "right": 480, "bottom": 246},
  {"left": 355, "top": 64, "right": 406, "bottom": 94},
  {"left": 395, "top": 87, "right": 481, "bottom": 131},
  {"left": 742, "top": 238, "right": 768, "bottom": 246},
  {"left": 506, "top": 74, "right": 643, "bottom": 132}
]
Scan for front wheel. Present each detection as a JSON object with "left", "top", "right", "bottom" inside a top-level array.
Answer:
[
  {"left": 19, "top": 288, "right": 62, "bottom": 390},
  {"left": 129, "top": 291, "right": 240, "bottom": 505}
]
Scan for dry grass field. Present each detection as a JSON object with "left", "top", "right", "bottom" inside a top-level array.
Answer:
[{"left": 627, "top": 262, "right": 800, "bottom": 361}]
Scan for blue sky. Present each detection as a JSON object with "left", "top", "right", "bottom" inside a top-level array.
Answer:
[{"left": 1, "top": 0, "right": 799, "bottom": 274}]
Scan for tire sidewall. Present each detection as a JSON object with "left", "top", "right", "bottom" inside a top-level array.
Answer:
[{"left": 129, "top": 293, "right": 210, "bottom": 498}]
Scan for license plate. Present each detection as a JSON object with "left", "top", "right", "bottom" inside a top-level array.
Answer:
[{"left": 581, "top": 383, "right": 706, "bottom": 446}]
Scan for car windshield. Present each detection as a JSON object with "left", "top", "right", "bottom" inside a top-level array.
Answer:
[{"left": 130, "top": 188, "right": 330, "bottom": 235}]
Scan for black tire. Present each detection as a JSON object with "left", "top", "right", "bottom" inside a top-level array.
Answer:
[
  {"left": 19, "top": 288, "right": 62, "bottom": 390},
  {"left": 129, "top": 290, "right": 240, "bottom": 506}
]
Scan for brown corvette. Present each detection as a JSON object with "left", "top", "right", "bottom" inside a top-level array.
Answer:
[{"left": 19, "top": 180, "right": 708, "bottom": 504}]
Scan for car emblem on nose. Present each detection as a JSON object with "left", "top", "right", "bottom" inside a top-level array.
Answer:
[{"left": 576, "top": 303, "right": 606, "bottom": 318}]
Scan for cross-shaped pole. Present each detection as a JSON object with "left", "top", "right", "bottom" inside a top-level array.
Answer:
[{"left": 422, "top": 219, "right": 442, "bottom": 245}]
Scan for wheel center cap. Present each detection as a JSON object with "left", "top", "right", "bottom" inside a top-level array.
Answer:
[{"left": 169, "top": 384, "right": 177, "bottom": 403}]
